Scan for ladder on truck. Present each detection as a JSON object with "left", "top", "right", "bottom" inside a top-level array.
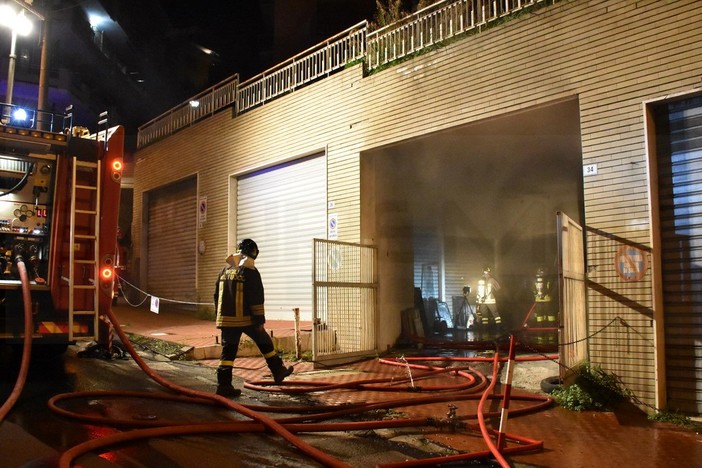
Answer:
[{"left": 67, "top": 156, "right": 101, "bottom": 341}]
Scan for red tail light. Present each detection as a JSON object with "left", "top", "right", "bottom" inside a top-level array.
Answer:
[{"left": 100, "top": 266, "right": 113, "bottom": 281}]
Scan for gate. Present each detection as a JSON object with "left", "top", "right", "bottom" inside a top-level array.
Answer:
[
  {"left": 557, "top": 211, "right": 588, "bottom": 376},
  {"left": 312, "top": 239, "right": 377, "bottom": 367}
]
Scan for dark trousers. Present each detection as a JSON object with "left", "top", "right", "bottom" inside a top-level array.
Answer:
[{"left": 219, "top": 325, "right": 276, "bottom": 366}]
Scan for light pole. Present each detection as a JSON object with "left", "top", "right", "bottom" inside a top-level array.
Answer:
[{"left": 0, "top": 4, "right": 32, "bottom": 106}]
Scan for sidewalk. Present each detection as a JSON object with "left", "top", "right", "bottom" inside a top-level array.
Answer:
[{"left": 110, "top": 303, "right": 313, "bottom": 361}]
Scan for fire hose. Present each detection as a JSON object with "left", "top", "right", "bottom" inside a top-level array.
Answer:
[
  {"left": 0, "top": 267, "right": 556, "bottom": 467},
  {"left": 0, "top": 256, "right": 33, "bottom": 423},
  {"left": 0, "top": 253, "right": 351, "bottom": 467},
  {"left": 68, "top": 305, "right": 351, "bottom": 468},
  {"left": 49, "top": 310, "right": 555, "bottom": 467},
  {"left": 0, "top": 263, "right": 556, "bottom": 468}
]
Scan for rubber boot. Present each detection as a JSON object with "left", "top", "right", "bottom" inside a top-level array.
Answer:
[
  {"left": 266, "top": 355, "right": 293, "bottom": 384},
  {"left": 215, "top": 366, "right": 241, "bottom": 397}
]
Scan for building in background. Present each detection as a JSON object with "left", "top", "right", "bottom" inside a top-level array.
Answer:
[{"left": 131, "top": 0, "right": 702, "bottom": 417}]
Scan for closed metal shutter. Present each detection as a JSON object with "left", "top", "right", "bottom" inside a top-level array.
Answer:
[
  {"left": 147, "top": 177, "right": 197, "bottom": 308},
  {"left": 657, "top": 95, "right": 702, "bottom": 415},
  {"left": 237, "top": 154, "right": 326, "bottom": 321}
]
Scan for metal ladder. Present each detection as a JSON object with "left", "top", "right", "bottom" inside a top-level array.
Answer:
[{"left": 67, "top": 157, "right": 101, "bottom": 341}]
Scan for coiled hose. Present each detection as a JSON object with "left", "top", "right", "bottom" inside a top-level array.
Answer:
[{"left": 50, "top": 321, "right": 554, "bottom": 467}]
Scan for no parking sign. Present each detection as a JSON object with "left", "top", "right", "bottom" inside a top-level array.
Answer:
[
  {"left": 328, "top": 213, "right": 338, "bottom": 240},
  {"left": 615, "top": 245, "right": 649, "bottom": 282},
  {"left": 199, "top": 196, "right": 207, "bottom": 226}
]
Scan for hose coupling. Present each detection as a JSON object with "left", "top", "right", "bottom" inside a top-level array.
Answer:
[{"left": 429, "top": 417, "right": 466, "bottom": 432}]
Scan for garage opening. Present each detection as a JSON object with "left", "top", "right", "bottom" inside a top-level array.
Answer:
[{"left": 361, "top": 98, "right": 583, "bottom": 348}]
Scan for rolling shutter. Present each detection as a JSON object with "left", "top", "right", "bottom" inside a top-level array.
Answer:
[
  {"left": 237, "top": 154, "right": 326, "bottom": 321},
  {"left": 147, "top": 177, "right": 197, "bottom": 308},
  {"left": 657, "top": 95, "right": 702, "bottom": 415}
]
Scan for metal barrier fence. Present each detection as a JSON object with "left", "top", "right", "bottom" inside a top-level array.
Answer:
[
  {"left": 313, "top": 239, "right": 377, "bottom": 366},
  {"left": 137, "top": 0, "right": 551, "bottom": 148}
]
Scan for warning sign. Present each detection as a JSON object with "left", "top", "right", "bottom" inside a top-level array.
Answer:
[
  {"left": 150, "top": 296, "right": 160, "bottom": 314},
  {"left": 615, "top": 245, "right": 649, "bottom": 282},
  {"left": 328, "top": 213, "right": 338, "bottom": 240},
  {"left": 198, "top": 196, "right": 207, "bottom": 226}
]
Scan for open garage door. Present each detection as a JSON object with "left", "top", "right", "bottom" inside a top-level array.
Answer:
[
  {"left": 236, "top": 154, "right": 326, "bottom": 321},
  {"left": 362, "top": 98, "right": 583, "bottom": 349}
]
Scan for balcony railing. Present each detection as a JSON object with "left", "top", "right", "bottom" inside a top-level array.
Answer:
[
  {"left": 136, "top": 75, "right": 239, "bottom": 148},
  {"left": 238, "top": 22, "right": 367, "bottom": 114},
  {"left": 367, "top": 0, "right": 546, "bottom": 70},
  {"left": 137, "top": 0, "right": 551, "bottom": 148}
]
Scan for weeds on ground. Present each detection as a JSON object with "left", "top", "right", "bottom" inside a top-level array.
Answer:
[
  {"left": 125, "top": 332, "right": 191, "bottom": 360},
  {"left": 280, "top": 350, "right": 313, "bottom": 362},
  {"left": 552, "top": 362, "right": 630, "bottom": 412},
  {"left": 648, "top": 411, "right": 702, "bottom": 432}
]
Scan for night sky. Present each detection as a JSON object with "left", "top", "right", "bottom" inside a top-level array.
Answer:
[
  {"left": 156, "top": 0, "right": 377, "bottom": 84},
  {"left": 81, "top": 0, "right": 401, "bottom": 133}
]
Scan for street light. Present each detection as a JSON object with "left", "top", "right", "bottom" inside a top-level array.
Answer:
[{"left": 0, "top": 4, "right": 32, "bottom": 106}]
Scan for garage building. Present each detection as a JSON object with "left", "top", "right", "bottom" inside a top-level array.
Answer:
[{"left": 132, "top": 0, "right": 702, "bottom": 415}]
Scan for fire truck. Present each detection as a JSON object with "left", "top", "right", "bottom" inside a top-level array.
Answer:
[{"left": 0, "top": 105, "right": 123, "bottom": 354}]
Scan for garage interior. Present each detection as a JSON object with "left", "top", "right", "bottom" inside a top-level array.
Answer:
[{"left": 361, "top": 98, "right": 584, "bottom": 346}]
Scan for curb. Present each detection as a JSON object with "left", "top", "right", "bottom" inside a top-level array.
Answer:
[{"left": 189, "top": 334, "right": 312, "bottom": 360}]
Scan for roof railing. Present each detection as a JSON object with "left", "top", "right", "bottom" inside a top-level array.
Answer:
[
  {"left": 238, "top": 21, "right": 367, "bottom": 114},
  {"left": 137, "top": 74, "right": 239, "bottom": 148},
  {"left": 137, "top": 0, "right": 551, "bottom": 148},
  {"left": 0, "top": 102, "right": 70, "bottom": 144}
]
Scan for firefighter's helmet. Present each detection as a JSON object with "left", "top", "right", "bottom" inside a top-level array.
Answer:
[{"left": 237, "top": 239, "right": 259, "bottom": 259}]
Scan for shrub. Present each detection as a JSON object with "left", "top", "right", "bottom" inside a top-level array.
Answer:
[{"left": 552, "top": 362, "right": 629, "bottom": 412}]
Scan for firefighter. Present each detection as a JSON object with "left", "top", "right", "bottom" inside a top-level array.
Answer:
[
  {"left": 532, "top": 267, "right": 550, "bottom": 326},
  {"left": 475, "top": 266, "right": 502, "bottom": 328},
  {"left": 531, "top": 266, "right": 556, "bottom": 345},
  {"left": 213, "top": 238, "right": 293, "bottom": 397}
]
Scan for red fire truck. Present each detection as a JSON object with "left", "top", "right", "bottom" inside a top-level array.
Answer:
[{"left": 0, "top": 106, "right": 123, "bottom": 354}]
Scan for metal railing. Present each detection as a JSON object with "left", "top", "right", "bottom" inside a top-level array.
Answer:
[
  {"left": 313, "top": 239, "right": 377, "bottom": 366},
  {"left": 367, "top": 0, "right": 546, "bottom": 70},
  {"left": 137, "top": 0, "right": 551, "bottom": 148},
  {"left": 238, "top": 22, "right": 367, "bottom": 114},
  {"left": 136, "top": 75, "right": 239, "bottom": 148},
  {"left": 0, "top": 102, "right": 72, "bottom": 137}
]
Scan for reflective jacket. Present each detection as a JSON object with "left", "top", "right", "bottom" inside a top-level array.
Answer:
[{"left": 214, "top": 262, "right": 265, "bottom": 328}]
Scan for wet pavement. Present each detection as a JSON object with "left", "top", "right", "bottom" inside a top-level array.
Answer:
[{"left": 102, "top": 306, "right": 702, "bottom": 468}]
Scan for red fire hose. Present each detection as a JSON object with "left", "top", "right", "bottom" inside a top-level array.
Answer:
[
  {"left": 0, "top": 259, "right": 33, "bottom": 423},
  {"left": 57, "top": 306, "right": 352, "bottom": 468},
  {"left": 51, "top": 333, "right": 554, "bottom": 467},
  {"left": 2, "top": 260, "right": 555, "bottom": 466}
]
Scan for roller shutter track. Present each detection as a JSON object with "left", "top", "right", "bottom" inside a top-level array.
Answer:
[
  {"left": 658, "top": 95, "right": 702, "bottom": 415},
  {"left": 237, "top": 154, "right": 326, "bottom": 321},
  {"left": 147, "top": 177, "right": 197, "bottom": 307}
]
